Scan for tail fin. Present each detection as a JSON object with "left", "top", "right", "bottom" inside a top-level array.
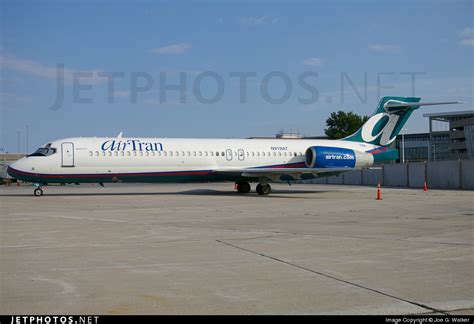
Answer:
[{"left": 343, "top": 96, "right": 461, "bottom": 147}]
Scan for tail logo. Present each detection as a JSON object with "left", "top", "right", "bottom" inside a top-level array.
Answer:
[{"left": 360, "top": 113, "right": 400, "bottom": 146}]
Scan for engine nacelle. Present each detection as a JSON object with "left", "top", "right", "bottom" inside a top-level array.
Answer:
[{"left": 305, "top": 146, "right": 374, "bottom": 169}]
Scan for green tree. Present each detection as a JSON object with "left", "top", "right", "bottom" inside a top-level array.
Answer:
[{"left": 324, "top": 111, "right": 369, "bottom": 139}]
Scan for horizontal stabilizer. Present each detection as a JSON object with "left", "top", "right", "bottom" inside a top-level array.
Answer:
[{"left": 384, "top": 101, "right": 462, "bottom": 113}]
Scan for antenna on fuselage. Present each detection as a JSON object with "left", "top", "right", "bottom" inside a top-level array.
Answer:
[{"left": 117, "top": 132, "right": 123, "bottom": 138}]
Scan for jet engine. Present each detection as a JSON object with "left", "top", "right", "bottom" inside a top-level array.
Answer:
[{"left": 305, "top": 146, "right": 374, "bottom": 169}]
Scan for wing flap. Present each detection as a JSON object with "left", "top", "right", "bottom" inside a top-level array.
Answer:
[{"left": 214, "top": 167, "right": 351, "bottom": 180}]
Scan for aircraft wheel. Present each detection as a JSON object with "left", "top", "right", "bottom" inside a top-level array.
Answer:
[
  {"left": 34, "top": 188, "right": 44, "bottom": 197},
  {"left": 256, "top": 183, "right": 271, "bottom": 195},
  {"left": 236, "top": 182, "right": 251, "bottom": 193}
]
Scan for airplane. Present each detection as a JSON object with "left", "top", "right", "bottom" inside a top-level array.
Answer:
[{"left": 8, "top": 96, "right": 461, "bottom": 196}]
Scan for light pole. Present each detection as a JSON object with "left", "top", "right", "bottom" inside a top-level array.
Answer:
[
  {"left": 26, "top": 125, "right": 29, "bottom": 154},
  {"left": 431, "top": 144, "right": 436, "bottom": 161},
  {"left": 401, "top": 128, "right": 408, "bottom": 163},
  {"left": 17, "top": 131, "right": 20, "bottom": 153}
]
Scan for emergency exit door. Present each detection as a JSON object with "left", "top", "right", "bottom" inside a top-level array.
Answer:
[{"left": 61, "top": 142, "right": 75, "bottom": 167}]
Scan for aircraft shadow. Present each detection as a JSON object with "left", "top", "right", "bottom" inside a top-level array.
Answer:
[{"left": 0, "top": 188, "right": 328, "bottom": 198}]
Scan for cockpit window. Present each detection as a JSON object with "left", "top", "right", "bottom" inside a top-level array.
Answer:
[{"left": 28, "top": 147, "right": 57, "bottom": 157}]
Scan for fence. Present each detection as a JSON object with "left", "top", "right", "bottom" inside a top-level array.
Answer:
[
  {"left": 2, "top": 158, "right": 473, "bottom": 189},
  {"left": 310, "top": 160, "right": 474, "bottom": 190}
]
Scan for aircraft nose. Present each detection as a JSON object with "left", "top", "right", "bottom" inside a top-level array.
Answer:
[{"left": 7, "top": 158, "right": 28, "bottom": 178}]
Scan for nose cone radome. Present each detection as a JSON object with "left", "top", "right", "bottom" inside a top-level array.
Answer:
[{"left": 7, "top": 158, "right": 28, "bottom": 179}]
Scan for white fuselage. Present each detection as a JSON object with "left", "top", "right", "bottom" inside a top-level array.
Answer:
[{"left": 8, "top": 137, "right": 378, "bottom": 184}]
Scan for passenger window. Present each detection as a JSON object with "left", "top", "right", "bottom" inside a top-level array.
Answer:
[
  {"left": 170, "top": 151, "right": 174, "bottom": 156},
  {"left": 181, "top": 151, "right": 185, "bottom": 156},
  {"left": 294, "top": 152, "right": 297, "bottom": 157},
  {"left": 121, "top": 151, "right": 125, "bottom": 156},
  {"left": 216, "top": 152, "right": 219, "bottom": 156},
  {"left": 175, "top": 151, "right": 179, "bottom": 156},
  {"left": 246, "top": 152, "right": 249, "bottom": 156},
  {"left": 251, "top": 152, "right": 255, "bottom": 157},
  {"left": 221, "top": 152, "right": 225, "bottom": 156},
  {"left": 108, "top": 152, "right": 112, "bottom": 156},
  {"left": 133, "top": 151, "right": 137, "bottom": 156},
  {"left": 95, "top": 151, "right": 99, "bottom": 156},
  {"left": 127, "top": 151, "right": 131, "bottom": 156},
  {"left": 102, "top": 151, "right": 106, "bottom": 156},
  {"left": 157, "top": 151, "right": 161, "bottom": 156},
  {"left": 193, "top": 151, "right": 197, "bottom": 156},
  {"left": 199, "top": 151, "right": 202, "bottom": 156},
  {"left": 187, "top": 151, "right": 191, "bottom": 156},
  {"left": 146, "top": 152, "right": 149, "bottom": 156},
  {"left": 273, "top": 152, "right": 276, "bottom": 156},
  {"left": 163, "top": 151, "right": 167, "bottom": 156},
  {"left": 257, "top": 152, "right": 260, "bottom": 157},
  {"left": 89, "top": 151, "right": 93, "bottom": 156},
  {"left": 278, "top": 152, "right": 281, "bottom": 156},
  {"left": 210, "top": 152, "right": 214, "bottom": 156}
]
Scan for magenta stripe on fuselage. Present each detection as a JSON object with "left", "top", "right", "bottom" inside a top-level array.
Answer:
[{"left": 8, "top": 161, "right": 306, "bottom": 180}]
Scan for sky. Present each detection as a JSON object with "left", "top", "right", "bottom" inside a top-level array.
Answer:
[{"left": 0, "top": 0, "right": 472, "bottom": 153}]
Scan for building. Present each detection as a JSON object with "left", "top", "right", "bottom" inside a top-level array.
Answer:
[
  {"left": 423, "top": 110, "right": 474, "bottom": 161},
  {"left": 0, "top": 153, "right": 26, "bottom": 181},
  {"left": 275, "top": 131, "right": 304, "bottom": 139},
  {"left": 395, "top": 132, "right": 430, "bottom": 162},
  {"left": 393, "top": 110, "right": 474, "bottom": 162}
]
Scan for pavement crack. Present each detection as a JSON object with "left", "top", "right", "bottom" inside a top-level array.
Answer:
[{"left": 216, "top": 239, "right": 450, "bottom": 315}]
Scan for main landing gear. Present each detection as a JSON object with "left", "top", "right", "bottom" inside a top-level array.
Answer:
[
  {"left": 33, "top": 183, "right": 44, "bottom": 197},
  {"left": 256, "top": 183, "right": 271, "bottom": 196},
  {"left": 235, "top": 182, "right": 271, "bottom": 195},
  {"left": 235, "top": 181, "right": 251, "bottom": 194}
]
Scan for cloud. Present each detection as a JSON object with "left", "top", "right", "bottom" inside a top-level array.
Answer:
[
  {"left": 151, "top": 43, "right": 191, "bottom": 55},
  {"left": 240, "top": 16, "right": 279, "bottom": 25},
  {"left": 1, "top": 92, "right": 32, "bottom": 104},
  {"left": 303, "top": 57, "right": 323, "bottom": 66},
  {"left": 368, "top": 43, "right": 400, "bottom": 53},
  {"left": 144, "top": 98, "right": 187, "bottom": 107},
  {"left": 458, "top": 27, "right": 474, "bottom": 46},
  {"left": 459, "top": 27, "right": 474, "bottom": 37},
  {"left": 459, "top": 39, "right": 474, "bottom": 46},
  {"left": 113, "top": 90, "right": 130, "bottom": 98},
  {"left": 0, "top": 54, "right": 106, "bottom": 84}
]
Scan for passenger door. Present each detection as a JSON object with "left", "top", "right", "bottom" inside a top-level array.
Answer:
[
  {"left": 225, "top": 149, "right": 233, "bottom": 161},
  {"left": 61, "top": 142, "right": 75, "bottom": 167},
  {"left": 238, "top": 149, "right": 245, "bottom": 161}
]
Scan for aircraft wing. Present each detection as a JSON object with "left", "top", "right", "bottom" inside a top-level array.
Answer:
[{"left": 214, "top": 167, "right": 350, "bottom": 181}]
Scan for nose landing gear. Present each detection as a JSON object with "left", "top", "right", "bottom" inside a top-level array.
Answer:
[{"left": 33, "top": 184, "right": 44, "bottom": 197}]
